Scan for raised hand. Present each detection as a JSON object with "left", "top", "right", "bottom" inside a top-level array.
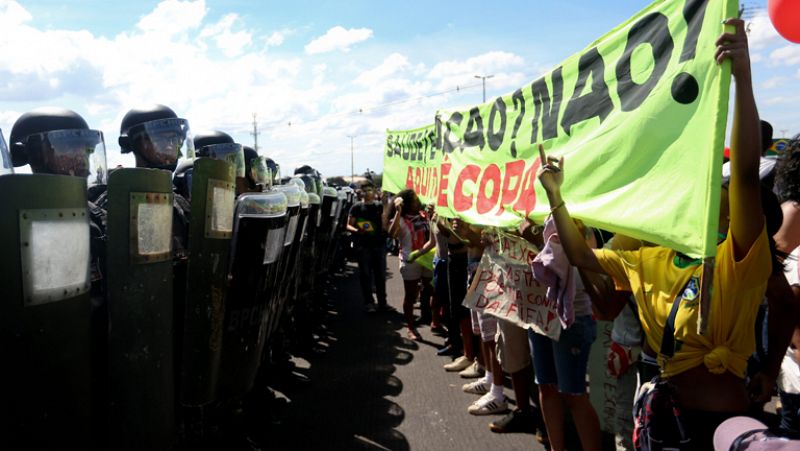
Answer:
[
  {"left": 536, "top": 144, "right": 564, "bottom": 195},
  {"left": 715, "top": 18, "right": 751, "bottom": 81}
]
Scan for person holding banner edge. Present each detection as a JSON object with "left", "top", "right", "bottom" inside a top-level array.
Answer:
[
  {"left": 536, "top": 18, "right": 786, "bottom": 449},
  {"left": 388, "top": 188, "right": 433, "bottom": 340}
]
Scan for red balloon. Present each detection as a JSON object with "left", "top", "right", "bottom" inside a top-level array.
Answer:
[{"left": 769, "top": 0, "right": 800, "bottom": 44}]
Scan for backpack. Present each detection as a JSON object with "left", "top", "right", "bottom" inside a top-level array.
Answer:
[
  {"left": 632, "top": 278, "right": 694, "bottom": 450},
  {"left": 632, "top": 377, "right": 691, "bottom": 450}
]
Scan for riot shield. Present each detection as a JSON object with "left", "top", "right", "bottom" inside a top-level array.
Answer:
[
  {"left": 0, "top": 174, "right": 92, "bottom": 448},
  {"left": 105, "top": 168, "right": 175, "bottom": 450},
  {"left": 217, "top": 191, "right": 287, "bottom": 400},
  {"left": 298, "top": 193, "right": 321, "bottom": 302},
  {"left": 289, "top": 191, "right": 310, "bottom": 306},
  {"left": 317, "top": 186, "right": 338, "bottom": 274},
  {"left": 268, "top": 184, "right": 302, "bottom": 337},
  {"left": 180, "top": 158, "right": 236, "bottom": 406}
]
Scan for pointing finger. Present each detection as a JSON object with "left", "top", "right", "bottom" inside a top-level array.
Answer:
[{"left": 537, "top": 143, "right": 547, "bottom": 165}]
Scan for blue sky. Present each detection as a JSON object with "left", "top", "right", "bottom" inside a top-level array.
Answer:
[{"left": 1, "top": 0, "right": 798, "bottom": 177}]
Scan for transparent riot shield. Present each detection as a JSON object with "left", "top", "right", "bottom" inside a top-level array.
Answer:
[
  {"left": 317, "top": 187, "right": 338, "bottom": 275},
  {"left": 217, "top": 191, "right": 287, "bottom": 400},
  {"left": 268, "top": 184, "right": 302, "bottom": 337},
  {"left": 105, "top": 168, "right": 175, "bottom": 450},
  {"left": 180, "top": 158, "right": 236, "bottom": 406},
  {"left": 0, "top": 174, "right": 92, "bottom": 448}
]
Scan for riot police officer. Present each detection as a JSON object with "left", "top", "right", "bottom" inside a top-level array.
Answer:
[
  {"left": 194, "top": 130, "right": 255, "bottom": 197},
  {"left": 119, "top": 104, "right": 194, "bottom": 258},
  {"left": 4, "top": 107, "right": 107, "bottom": 449}
]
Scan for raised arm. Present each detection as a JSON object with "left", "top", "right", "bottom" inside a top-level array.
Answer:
[
  {"left": 717, "top": 18, "right": 764, "bottom": 259},
  {"left": 537, "top": 144, "right": 607, "bottom": 274},
  {"left": 387, "top": 197, "right": 404, "bottom": 239}
]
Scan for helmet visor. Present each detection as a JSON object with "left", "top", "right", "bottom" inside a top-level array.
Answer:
[
  {"left": 200, "top": 143, "right": 245, "bottom": 178},
  {"left": 0, "top": 129, "right": 12, "bottom": 175},
  {"left": 249, "top": 155, "right": 269, "bottom": 185},
  {"left": 129, "top": 118, "right": 194, "bottom": 168},
  {"left": 27, "top": 129, "right": 107, "bottom": 185}
]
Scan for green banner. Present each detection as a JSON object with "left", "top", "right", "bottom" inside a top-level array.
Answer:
[
  {"left": 385, "top": 0, "right": 737, "bottom": 258},
  {"left": 382, "top": 124, "right": 437, "bottom": 200}
]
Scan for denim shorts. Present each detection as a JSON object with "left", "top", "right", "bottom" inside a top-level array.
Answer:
[{"left": 528, "top": 315, "right": 596, "bottom": 395}]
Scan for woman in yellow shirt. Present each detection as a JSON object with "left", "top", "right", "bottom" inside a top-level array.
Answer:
[{"left": 536, "top": 19, "right": 782, "bottom": 449}]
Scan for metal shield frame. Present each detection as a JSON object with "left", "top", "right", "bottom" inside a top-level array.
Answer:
[{"left": 19, "top": 207, "right": 91, "bottom": 306}]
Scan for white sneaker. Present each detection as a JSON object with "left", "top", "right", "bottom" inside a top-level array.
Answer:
[
  {"left": 462, "top": 379, "right": 490, "bottom": 395},
  {"left": 443, "top": 355, "right": 471, "bottom": 372},
  {"left": 467, "top": 392, "right": 508, "bottom": 415},
  {"left": 458, "top": 360, "right": 485, "bottom": 379}
]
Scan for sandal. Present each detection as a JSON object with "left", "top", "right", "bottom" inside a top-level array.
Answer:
[{"left": 406, "top": 328, "right": 422, "bottom": 341}]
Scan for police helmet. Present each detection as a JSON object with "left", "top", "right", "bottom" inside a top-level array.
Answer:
[
  {"left": 193, "top": 131, "right": 245, "bottom": 178},
  {"left": 243, "top": 145, "right": 269, "bottom": 188},
  {"left": 264, "top": 157, "right": 280, "bottom": 185},
  {"left": 119, "top": 104, "right": 194, "bottom": 171},
  {"left": 10, "top": 107, "right": 107, "bottom": 184}
]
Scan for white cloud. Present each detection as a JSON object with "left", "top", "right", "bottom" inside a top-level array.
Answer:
[
  {"left": 354, "top": 53, "right": 411, "bottom": 86},
  {"left": 747, "top": 12, "right": 782, "bottom": 50},
  {"left": 760, "top": 76, "right": 790, "bottom": 89},
  {"left": 136, "top": 0, "right": 207, "bottom": 35},
  {"left": 765, "top": 94, "right": 800, "bottom": 106},
  {"left": 770, "top": 45, "right": 800, "bottom": 66},
  {"left": 199, "top": 13, "right": 252, "bottom": 57},
  {"left": 304, "top": 26, "right": 373, "bottom": 54},
  {"left": 265, "top": 28, "right": 293, "bottom": 47},
  {"left": 428, "top": 51, "right": 524, "bottom": 80}
]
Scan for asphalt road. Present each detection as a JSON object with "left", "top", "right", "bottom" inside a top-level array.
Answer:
[{"left": 268, "top": 256, "right": 547, "bottom": 451}]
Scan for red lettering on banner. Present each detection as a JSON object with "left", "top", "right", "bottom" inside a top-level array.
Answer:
[
  {"left": 437, "top": 161, "right": 451, "bottom": 207},
  {"left": 513, "top": 158, "right": 542, "bottom": 215},
  {"left": 453, "top": 164, "right": 480, "bottom": 212},
  {"left": 405, "top": 167, "right": 414, "bottom": 189},
  {"left": 485, "top": 300, "right": 501, "bottom": 313},
  {"left": 476, "top": 294, "right": 490, "bottom": 308},
  {"left": 476, "top": 163, "right": 501, "bottom": 214},
  {"left": 498, "top": 160, "right": 526, "bottom": 215},
  {"left": 414, "top": 167, "right": 422, "bottom": 193},
  {"left": 506, "top": 301, "right": 518, "bottom": 317}
]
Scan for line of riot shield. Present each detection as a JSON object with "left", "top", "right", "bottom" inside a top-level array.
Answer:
[
  {"left": 179, "top": 158, "right": 236, "bottom": 407},
  {"left": 105, "top": 168, "right": 176, "bottom": 451},
  {"left": 216, "top": 190, "right": 287, "bottom": 401},
  {"left": 0, "top": 174, "right": 93, "bottom": 448}
]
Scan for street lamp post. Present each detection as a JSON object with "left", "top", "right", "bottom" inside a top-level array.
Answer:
[
  {"left": 347, "top": 135, "right": 356, "bottom": 184},
  {"left": 474, "top": 74, "right": 494, "bottom": 102}
]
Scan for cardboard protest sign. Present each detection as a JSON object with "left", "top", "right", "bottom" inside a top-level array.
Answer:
[{"left": 463, "top": 233, "right": 560, "bottom": 340}]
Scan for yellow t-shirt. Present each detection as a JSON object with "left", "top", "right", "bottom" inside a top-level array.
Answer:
[{"left": 594, "top": 226, "right": 771, "bottom": 379}]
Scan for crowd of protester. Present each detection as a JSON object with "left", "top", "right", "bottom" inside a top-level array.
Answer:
[{"left": 347, "top": 20, "right": 800, "bottom": 450}]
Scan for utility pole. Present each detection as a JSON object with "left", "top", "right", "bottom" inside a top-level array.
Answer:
[
  {"left": 251, "top": 113, "right": 260, "bottom": 152},
  {"left": 474, "top": 74, "right": 494, "bottom": 102},
  {"left": 347, "top": 135, "right": 356, "bottom": 183}
]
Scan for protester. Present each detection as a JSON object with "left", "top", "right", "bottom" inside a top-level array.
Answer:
[
  {"left": 774, "top": 139, "right": 800, "bottom": 439},
  {"left": 441, "top": 216, "right": 480, "bottom": 373},
  {"left": 388, "top": 188, "right": 432, "bottom": 340},
  {"left": 407, "top": 203, "right": 444, "bottom": 330},
  {"left": 522, "top": 218, "right": 601, "bottom": 450},
  {"left": 408, "top": 211, "right": 449, "bottom": 335},
  {"left": 455, "top": 220, "right": 509, "bottom": 415},
  {"left": 347, "top": 181, "right": 388, "bottom": 312},
  {"left": 535, "top": 19, "right": 787, "bottom": 449}
]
